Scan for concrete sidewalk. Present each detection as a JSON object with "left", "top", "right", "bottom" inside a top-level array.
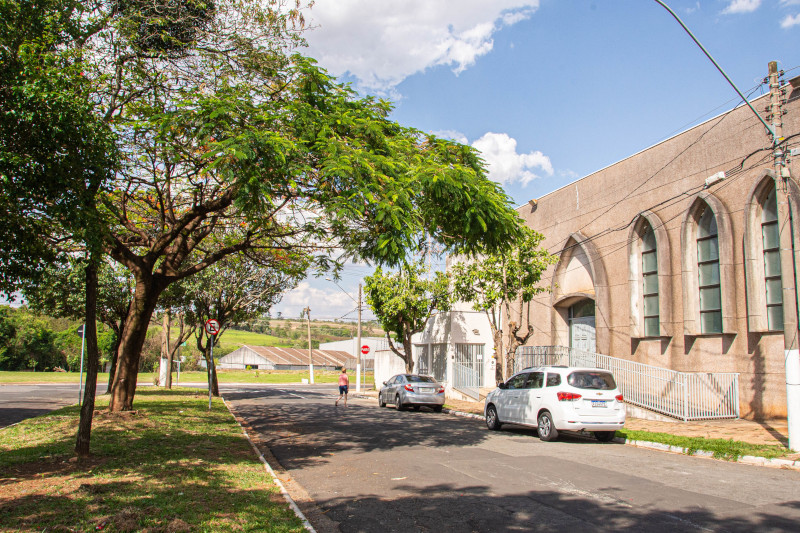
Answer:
[{"left": 359, "top": 389, "right": 791, "bottom": 448}]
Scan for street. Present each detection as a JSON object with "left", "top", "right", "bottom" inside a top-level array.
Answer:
[
  {"left": 0, "top": 382, "right": 105, "bottom": 428},
  {"left": 227, "top": 384, "right": 800, "bottom": 533}
]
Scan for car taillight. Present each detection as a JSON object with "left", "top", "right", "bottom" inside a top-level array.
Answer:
[
  {"left": 437, "top": 386, "right": 445, "bottom": 394},
  {"left": 404, "top": 384, "right": 414, "bottom": 392},
  {"left": 615, "top": 394, "right": 624, "bottom": 402},
  {"left": 557, "top": 392, "right": 582, "bottom": 401}
]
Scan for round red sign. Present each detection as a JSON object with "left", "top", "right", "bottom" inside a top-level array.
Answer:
[{"left": 361, "top": 345, "right": 370, "bottom": 355}]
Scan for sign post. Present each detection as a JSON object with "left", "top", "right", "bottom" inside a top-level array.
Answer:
[
  {"left": 359, "top": 345, "right": 369, "bottom": 393},
  {"left": 205, "top": 319, "right": 220, "bottom": 410}
]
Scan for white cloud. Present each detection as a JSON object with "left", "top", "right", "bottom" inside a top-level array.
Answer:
[
  {"left": 721, "top": 0, "right": 761, "bottom": 14},
  {"left": 303, "top": 1, "right": 540, "bottom": 92},
  {"left": 781, "top": 13, "right": 800, "bottom": 27},
  {"left": 431, "top": 129, "right": 469, "bottom": 144},
  {"left": 472, "top": 132, "right": 553, "bottom": 186}
]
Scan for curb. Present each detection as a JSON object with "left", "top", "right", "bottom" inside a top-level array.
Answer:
[
  {"left": 221, "top": 397, "right": 316, "bottom": 533},
  {"left": 436, "top": 405, "right": 800, "bottom": 471}
]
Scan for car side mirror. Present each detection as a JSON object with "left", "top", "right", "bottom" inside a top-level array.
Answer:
[
  {"left": 382, "top": 381, "right": 387, "bottom": 386},
  {"left": 498, "top": 382, "right": 507, "bottom": 390}
]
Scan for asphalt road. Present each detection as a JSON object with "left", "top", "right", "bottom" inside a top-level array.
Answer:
[
  {"left": 0, "top": 382, "right": 107, "bottom": 428},
  {"left": 227, "top": 385, "right": 800, "bottom": 533}
]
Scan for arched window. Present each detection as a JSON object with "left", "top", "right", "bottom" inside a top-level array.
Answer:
[
  {"left": 761, "top": 186, "right": 783, "bottom": 330},
  {"left": 641, "top": 222, "right": 659, "bottom": 337},
  {"left": 697, "top": 205, "right": 722, "bottom": 334}
]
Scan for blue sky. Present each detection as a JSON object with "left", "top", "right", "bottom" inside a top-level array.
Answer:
[{"left": 266, "top": 1, "right": 800, "bottom": 321}]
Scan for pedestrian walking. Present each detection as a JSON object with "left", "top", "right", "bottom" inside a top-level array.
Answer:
[{"left": 335, "top": 368, "right": 349, "bottom": 406}]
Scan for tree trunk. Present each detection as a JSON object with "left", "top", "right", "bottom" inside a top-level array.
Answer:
[
  {"left": 106, "top": 318, "right": 124, "bottom": 393},
  {"left": 163, "top": 311, "right": 173, "bottom": 389},
  {"left": 402, "top": 336, "right": 414, "bottom": 373},
  {"left": 204, "top": 346, "right": 219, "bottom": 396},
  {"left": 109, "top": 279, "right": 164, "bottom": 411},
  {"left": 75, "top": 259, "right": 99, "bottom": 457},
  {"left": 492, "top": 328, "right": 504, "bottom": 383}
]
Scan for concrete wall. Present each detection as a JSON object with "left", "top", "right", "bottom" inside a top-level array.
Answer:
[
  {"left": 374, "top": 349, "right": 407, "bottom": 387},
  {"left": 517, "top": 77, "right": 800, "bottom": 419}
]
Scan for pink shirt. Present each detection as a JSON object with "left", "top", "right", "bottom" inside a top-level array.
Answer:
[{"left": 338, "top": 373, "right": 349, "bottom": 386}]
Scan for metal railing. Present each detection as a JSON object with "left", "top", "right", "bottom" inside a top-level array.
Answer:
[
  {"left": 452, "top": 361, "right": 481, "bottom": 401},
  {"left": 516, "top": 346, "right": 740, "bottom": 421}
]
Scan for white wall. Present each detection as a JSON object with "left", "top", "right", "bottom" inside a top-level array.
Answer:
[
  {"left": 412, "top": 310, "right": 496, "bottom": 390},
  {"left": 374, "top": 348, "right": 407, "bottom": 386},
  {"left": 319, "top": 337, "right": 385, "bottom": 360}
]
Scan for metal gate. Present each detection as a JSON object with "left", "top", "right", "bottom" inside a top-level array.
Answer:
[{"left": 453, "top": 343, "right": 483, "bottom": 400}]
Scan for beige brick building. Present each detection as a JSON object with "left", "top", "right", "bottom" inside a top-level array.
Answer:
[{"left": 519, "top": 73, "right": 800, "bottom": 419}]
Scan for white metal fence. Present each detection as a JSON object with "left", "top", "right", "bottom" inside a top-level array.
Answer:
[
  {"left": 515, "top": 346, "right": 740, "bottom": 421},
  {"left": 452, "top": 344, "right": 484, "bottom": 400}
]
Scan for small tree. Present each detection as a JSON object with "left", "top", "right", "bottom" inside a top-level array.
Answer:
[
  {"left": 364, "top": 262, "right": 450, "bottom": 373},
  {"left": 451, "top": 229, "right": 556, "bottom": 381},
  {"left": 177, "top": 251, "right": 307, "bottom": 395}
]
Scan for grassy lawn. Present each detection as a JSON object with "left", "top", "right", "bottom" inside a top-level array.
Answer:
[
  {"left": 0, "top": 369, "right": 374, "bottom": 385},
  {"left": 0, "top": 390, "right": 305, "bottom": 532},
  {"left": 616, "top": 428, "right": 795, "bottom": 461},
  {"left": 216, "top": 329, "right": 292, "bottom": 350}
]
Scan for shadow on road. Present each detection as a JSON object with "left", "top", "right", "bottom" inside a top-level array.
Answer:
[{"left": 314, "top": 482, "right": 800, "bottom": 532}]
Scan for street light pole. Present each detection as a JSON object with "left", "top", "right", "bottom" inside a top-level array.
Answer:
[
  {"left": 357, "top": 283, "right": 362, "bottom": 392},
  {"left": 304, "top": 306, "right": 314, "bottom": 384}
]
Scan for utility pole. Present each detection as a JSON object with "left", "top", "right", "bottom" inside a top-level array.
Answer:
[
  {"left": 770, "top": 61, "right": 800, "bottom": 451},
  {"left": 304, "top": 306, "right": 314, "bottom": 384},
  {"left": 356, "top": 283, "right": 362, "bottom": 392}
]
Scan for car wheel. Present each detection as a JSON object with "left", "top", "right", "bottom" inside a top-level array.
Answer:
[
  {"left": 395, "top": 395, "right": 405, "bottom": 411},
  {"left": 537, "top": 411, "right": 559, "bottom": 442},
  {"left": 433, "top": 406, "right": 443, "bottom": 413},
  {"left": 378, "top": 394, "right": 386, "bottom": 408},
  {"left": 485, "top": 405, "right": 502, "bottom": 430},
  {"left": 594, "top": 431, "right": 616, "bottom": 442}
]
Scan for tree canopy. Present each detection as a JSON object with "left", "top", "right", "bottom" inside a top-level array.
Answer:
[
  {"left": 451, "top": 228, "right": 556, "bottom": 380},
  {"left": 364, "top": 262, "right": 451, "bottom": 373}
]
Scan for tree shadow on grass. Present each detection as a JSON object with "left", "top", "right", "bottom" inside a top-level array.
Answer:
[{"left": 0, "top": 394, "right": 306, "bottom": 532}]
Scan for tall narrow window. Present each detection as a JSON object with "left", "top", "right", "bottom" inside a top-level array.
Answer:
[
  {"left": 697, "top": 205, "right": 722, "bottom": 333},
  {"left": 762, "top": 187, "right": 783, "bottom": 330},
  {"left": 641, "top": 224, "right": 659, "bottom": 337}
]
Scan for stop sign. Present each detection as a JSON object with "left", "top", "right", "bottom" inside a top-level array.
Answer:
[{"left": 361, "top": 345, "right": 370, "bottom": 355}]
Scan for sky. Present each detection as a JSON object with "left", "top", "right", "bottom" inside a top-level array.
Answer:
[{"left": 266, "top": 0, "right": 800, "bottom": 322}]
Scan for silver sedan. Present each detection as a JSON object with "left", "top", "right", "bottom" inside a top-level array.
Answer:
[{"left": 378, "top": 374, "right": 445, "bottom": 412}]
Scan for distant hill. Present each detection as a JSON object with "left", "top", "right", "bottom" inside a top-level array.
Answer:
[{"left": 221, "top": 318, "right": 385, "bottom": 351}]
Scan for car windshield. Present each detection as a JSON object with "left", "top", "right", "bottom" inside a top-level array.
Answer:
[
  {"left": 567, "top": 371, "right": 616, "bottom": 390},
  {"left": 406, "top": 375, "right": 435, "bottom": 383}
]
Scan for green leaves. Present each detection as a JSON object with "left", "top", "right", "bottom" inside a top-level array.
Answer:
[{"left": 364, "top": 262, "right": 451, "bottom": 369}]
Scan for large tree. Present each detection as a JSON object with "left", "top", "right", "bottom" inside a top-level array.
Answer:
[
  {"left": 364, "top": 262, "right": 451, "bottom": 373},
  {"left": 93, "top": 11, "right": 524, "bottom": 410},
  {"left": 1, "top": 0, "right": 118, "bottom": 455},
  {"left": 451, "top": 229, "right": 556, "bottom": 381}
]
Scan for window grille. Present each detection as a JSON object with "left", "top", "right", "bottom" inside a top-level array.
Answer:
[
  {"left": 697, "top": 205, "right": 722, "bottom": 333},
  {"left": 641, "top": 223, "right": 659, "bottom": 337},
  {"left": 761, "top": 187, "right": 783, "bottom": 330}
]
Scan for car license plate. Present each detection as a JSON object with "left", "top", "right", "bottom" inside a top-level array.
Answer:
[
  {"left": 591, "top": 400, "right": 608, "bottom": 408},
  {"left": 420, "top": 387, "right": 434, "bottom": 394}
]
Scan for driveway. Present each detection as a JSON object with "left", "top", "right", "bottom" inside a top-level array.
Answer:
[{"left": 227, "top": 384, "right": 800, "bottom": 533}]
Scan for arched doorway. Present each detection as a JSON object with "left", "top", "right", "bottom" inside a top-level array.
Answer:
[{"left": 569, "top": 299, "right": 596, "bottom": 353}]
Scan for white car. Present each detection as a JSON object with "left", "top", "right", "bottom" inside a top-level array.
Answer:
[{"left": 484, "top": 366, "right": 625, "bottom": 442}]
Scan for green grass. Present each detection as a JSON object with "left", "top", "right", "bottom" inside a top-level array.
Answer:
[
  {"left": 217, "top": 329, "right": 292, "bottom": 350},
  {"left": 0, "top": 390, "right": 305, "bottom": 532},
  {"left": 617, "top": 428, "right": 794, "bottom": 461},
  {"left": 0, "top": 369, "right": 374, "bottom": 385}
]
